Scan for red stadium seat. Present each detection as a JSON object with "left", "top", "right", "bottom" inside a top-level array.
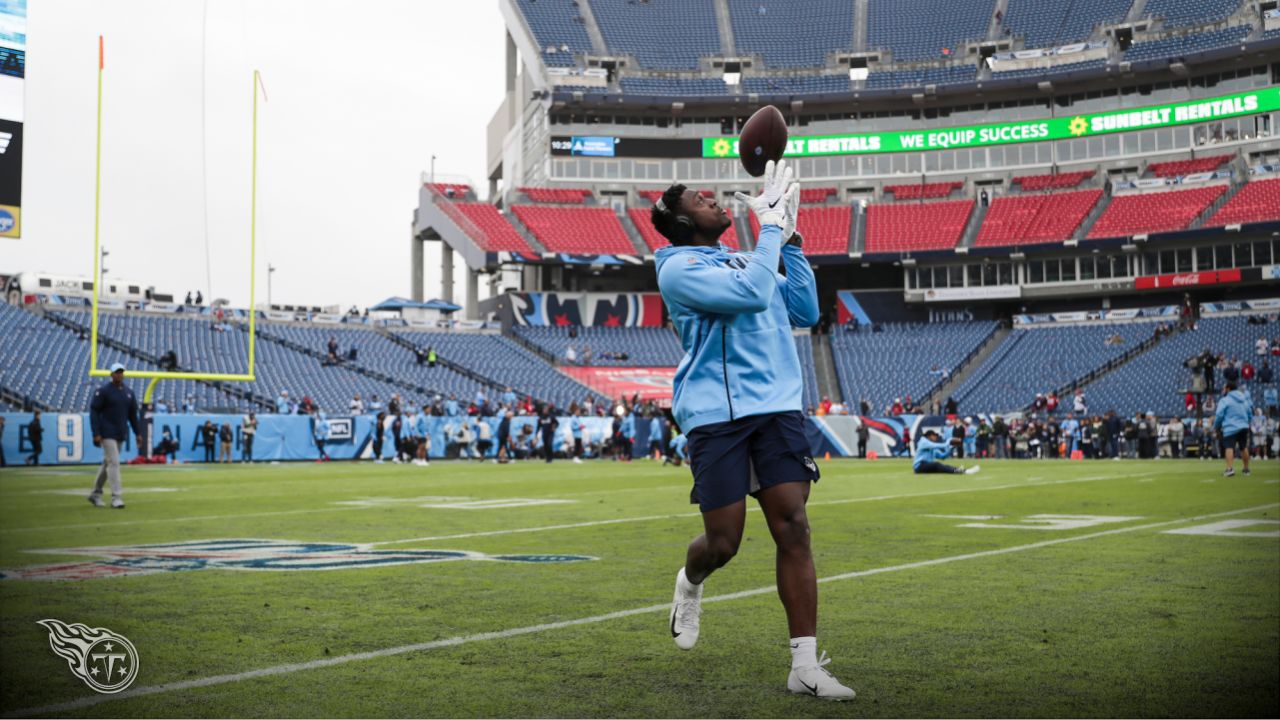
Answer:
[
  {"left": 450, "top": 203, "right": 537, "bottom": 254},
  {"left": 1205, "top": 177, "right": 1280, "bottom": 227},
  {"left": 519, "top": 187, "right": 593, "bottom": 204},
  {"left": 800, "top": 187, "right": 837, "bottom": 204},
  {"left": 1086, "top": 186, "right": 1227, "bottom": 239},
  {"left": 865, "top": 199, "right": 973, "bottom": 253},
  {"left": 884, "top": 182, "right": 962, "bottom": 200},
  {"left": 1012, "top": 170, "right": 1094, "bottom": 191},
  {"left": 637, "top": 189, "right": 714, "bottom": 204},
  {"left": 1147, "top": 154, "right": 1231, "bottom": 178},
  {"left": 627, "top": 207, "right": 740, "bottom": 252},
  {"left": 975, "top": 189, "right": 1103, "bottom": 247},
  {"left": 428, "top": 183, "right": 473, "bottom": 198},
  {"left": 513, "top": 205, "right": 636, "bottom": 255},
  {"left": 749, "top": 206, "right": 851, "bottom": 256}
]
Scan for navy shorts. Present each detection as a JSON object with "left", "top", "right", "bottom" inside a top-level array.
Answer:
[
  {"left": 1221, "top": 429, "right": 1249, "bottom": 453},
  {"left": 686, "top": 411, "right": 819, "bottom": 512}
]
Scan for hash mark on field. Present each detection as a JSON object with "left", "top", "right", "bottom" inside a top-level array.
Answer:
[{"left": 11, "top": 501, "right": 1274, "bottom": 718}]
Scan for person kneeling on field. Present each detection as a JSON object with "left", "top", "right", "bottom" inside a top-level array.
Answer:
[{"left": 914, "top": 429, "right": 979, "bottom": 475}]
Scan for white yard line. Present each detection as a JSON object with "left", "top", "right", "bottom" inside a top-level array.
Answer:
[
  {"left": 10, "top": 501, "right": 1274, "bottom": 718},
  {"left": 367, "top": 473, "right": 1129, "bottom": 547}
]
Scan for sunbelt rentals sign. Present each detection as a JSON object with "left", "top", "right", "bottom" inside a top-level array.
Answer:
[{"left": 702, "top": 87, "right": 1279, "bottom": 158}]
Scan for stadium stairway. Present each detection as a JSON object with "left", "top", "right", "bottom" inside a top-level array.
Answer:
[
  {"left": 987, "top": 0, "right": 1010, "bottom": 40},
  {"left": 494, "top": 327, "right": 561, "bottom": 366},
  {"left": 1072, "top": 187, "right": 1112, "bottom": 240},
  {"left": 712, "top": 0, "right": 736, "bottom": 54},
  {"left": 957, "top": 199, "right": 990, "bottom": 249},
  {"left": 371, "top": 326, "right": 511, "bottom": 394},
  {"left": 575, "top": 0, "right": 609, "bottom": 54},
  {"left": 252, "top": 324, "right": 504, "bottom": 403},
  {"left": 1032, "top": 321, "right": 1175, "bottom": 413},
  {"left": 44, "top": 310, "right": 275, "bottom": 412},
  {"left": 853, "top": 0, "right": 869, "bottom": 50},
  {"left": 850, "top": 206, "right": 867, "bottom": 254},
  {"left": 618, "top": 213, "right": 653, "bottom": 256},
  {"left": 923, "top": 322, "right": 1011, "bottom": 410},
  {"left": 811, "top": 333, "right": 843, "bottom": 405},
  {"left": 503, "top": 209, "right": 549, "bottom": 255},
  {"left": 1126, "top": 0, "right": 1150, "bottom": 22},
  {"left": 0, "top": 383, "right": 52, "bottom": 412},
  {"left": 1189, "top": 180, "right": 1244, "bottom": 230}
]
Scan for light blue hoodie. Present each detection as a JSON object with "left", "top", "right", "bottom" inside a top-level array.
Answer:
[
  {"left": 655, "top": 223, "right": 819, "bottom": 432},
  {"left": 1214, "top": 389, "right": 1253, "bottom": 436},
  {"left": 913, "top": 436, "right": 954, "bottom": 470}
]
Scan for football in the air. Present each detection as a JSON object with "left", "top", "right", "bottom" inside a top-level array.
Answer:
[{"left": 738, "top": 105, "right": 788, "bottom": 177}]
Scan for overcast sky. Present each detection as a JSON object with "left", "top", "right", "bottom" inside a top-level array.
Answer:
[{"left": 9, "top": 0, "right": 506, "bottom": 310}]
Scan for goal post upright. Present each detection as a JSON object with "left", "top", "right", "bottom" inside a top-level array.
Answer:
[{"left": 88, "top": 35, "right": 262, "bottom": 388}]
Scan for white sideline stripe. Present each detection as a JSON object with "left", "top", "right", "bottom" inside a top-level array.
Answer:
[
  {"left": 366, "top": 473, "right": 1129, "bottom": 547},
  {"left": 10, "top": 501, "right": 1275, "bottom": 719}
]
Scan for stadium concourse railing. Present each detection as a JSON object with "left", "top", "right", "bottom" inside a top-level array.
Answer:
[
  {"left": 41, "top": 308, "right": 275, "bottom": 412},
  {"left": 920, "top": 321, "right": 1003, "bottom": 407}
]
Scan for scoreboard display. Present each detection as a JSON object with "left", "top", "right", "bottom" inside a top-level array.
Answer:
[{"left": 0, "top": 0, "right": 24, "bottom": 238}]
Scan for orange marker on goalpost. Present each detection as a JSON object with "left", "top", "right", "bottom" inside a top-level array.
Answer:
[{"left": 88, "top": 35, "right": 265, "bottom": 405}]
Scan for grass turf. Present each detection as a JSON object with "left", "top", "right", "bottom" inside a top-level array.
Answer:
[{"left": 0, "top": 457, "right": 1276, "bottom": 717}]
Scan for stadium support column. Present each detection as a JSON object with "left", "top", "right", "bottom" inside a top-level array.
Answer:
[
  {"left": 466, "top": 269, "right": 480, "bottom": 320},
  {"left": 441, "top": 243, "right": 455, "bottom": 303},
  {"left": 411, "top": 220, "right": 424, "bottom": 302}
]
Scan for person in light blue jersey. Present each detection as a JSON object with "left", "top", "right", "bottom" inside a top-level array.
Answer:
[
  {"left": 1214, "top": 381, "right": 1253, "bottom": 477},
  {"left": 313, "top": 412, "right": 330, "bottom": 462},
  {"left": 652, "top": 160, "right": 852, "bottom": 700},
  {"left": 648, "top": 413, "right": 665, "bottom": 460},
  {"left": 914, "top": 429, "right": 979, "bottom": 475}
]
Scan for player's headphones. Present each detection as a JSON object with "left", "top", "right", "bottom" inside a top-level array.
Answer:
[{"left": 654, "top": 196, "right": 695, "bottom": 244}]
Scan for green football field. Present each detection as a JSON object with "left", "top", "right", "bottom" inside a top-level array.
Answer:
[{"left": 1, "top": 457, "right": 1277, "bottom": 718}]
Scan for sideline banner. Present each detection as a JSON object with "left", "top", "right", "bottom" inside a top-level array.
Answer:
[
  {"left": 560, "top": 367, "right": 675, "bottom": 405},
  {"left": 1, "top": 412, "right": 895, "bottom": 465},
  {"left": 702, "top": 87, "right": 1280, "bottom": 158}
]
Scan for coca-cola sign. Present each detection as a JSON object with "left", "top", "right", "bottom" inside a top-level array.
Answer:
[{"left": 1135, "top": 268, "right": 1241, "bottom": 290}]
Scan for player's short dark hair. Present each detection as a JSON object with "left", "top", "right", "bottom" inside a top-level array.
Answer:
[
  {"left": 650, "top": 183, "right": 688, "bottom": 244},
  {"left": 1224, "top": 381, "right": 1238, "bottom": 392}
]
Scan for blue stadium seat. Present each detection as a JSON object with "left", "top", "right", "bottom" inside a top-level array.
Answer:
[
  {"left": 1002, "top": 0, "right": 1131, "bottom": 48},
  {"left": 954, "top": 324, "right": 1137, "bottom": 413},
  {"left": 512, "top": 326, "right": 684, "bottom": 366},
  {"left": 1125, "top": 25, "right": 1250, "bottom": 61},
  {"left": 728, "top": 0, "right": 853, "bottom": 69},
  {"left": 1080, "top": 316, "right": 1275, "bottom": 417},
  {"left": 741, "top": 74, "right": 851, "bottom": 95},
  {"left": 868, "top": 0, "right": 995, "bottom": 62},
  {"left": 589, "top": 0, "right": 721, "bottom": 70},
  {"left": 1143, "top": 0, "right": 1242, "bottom": 29},
  {"left": 514, "top": 0, "right": 594, "bottom": 66},
  {"left": 865, "top": 64, "right": 977, "bottom": 89},
  {"left": 830, "top": 322, "right": 997, "bottom": 413},
  {"left": 987, "top": 58, "right": 1109, "bottom": 81},
  {"left": 618, "top": 77, "right": 729, "bottom": 96}
]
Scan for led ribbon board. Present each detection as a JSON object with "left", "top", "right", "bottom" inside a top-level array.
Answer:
[{"left": 702, "top": 87, "right": 1280, "bottom": 158}]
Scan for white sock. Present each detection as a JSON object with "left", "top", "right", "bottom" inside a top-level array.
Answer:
[
  {"left": 677, "top": 567, "right": 701, "bottom": 596},
  {"left": 790, "top": 636, "right": 817, "bottom": 668}
]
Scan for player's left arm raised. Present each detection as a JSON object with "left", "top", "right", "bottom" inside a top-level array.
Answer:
[{"left": 777, "top": 176, "right": 819, "bottom": 328}]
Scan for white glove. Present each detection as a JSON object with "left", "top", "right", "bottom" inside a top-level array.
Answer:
[
  {"left": 734, "top": 159, "right": 793, "bottom": 228},
  {"left": 781, "top": 176, "right": 801, "bottom": 241}
]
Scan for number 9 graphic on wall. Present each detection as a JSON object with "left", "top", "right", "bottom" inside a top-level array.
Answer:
[{"left": 56, "top": 414, "right": 83, "bottom": 463}]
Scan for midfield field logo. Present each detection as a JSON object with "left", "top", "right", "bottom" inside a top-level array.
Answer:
[
  {"left": 37, "top": 619, "right": 140, "bottom": 694},
  {"left": 1, "top": 539, "right": 595, "bottom": 581}
]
